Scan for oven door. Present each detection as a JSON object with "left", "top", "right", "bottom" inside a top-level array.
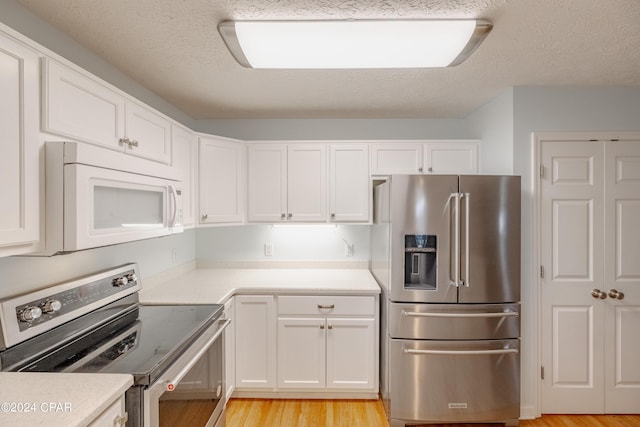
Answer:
[{"left": 144, "top": 318, "right": 230, "bottom": 427}]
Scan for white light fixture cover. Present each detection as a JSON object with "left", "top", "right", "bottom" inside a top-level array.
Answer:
[{"left": 218, "top": 19, "right": 492, "bottom": 69}]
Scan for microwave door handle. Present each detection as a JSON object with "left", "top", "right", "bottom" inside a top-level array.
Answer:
[{"left": 168, "top": 185, "right": 178, "bottom": 227}]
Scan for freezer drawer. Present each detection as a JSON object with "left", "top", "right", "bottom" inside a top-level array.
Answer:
[
  {"left": 389, "top": 339, "right": 520, "bottom": 425},
  {"left": 389, "top": 303, "right": 520, "bottom": 340}
]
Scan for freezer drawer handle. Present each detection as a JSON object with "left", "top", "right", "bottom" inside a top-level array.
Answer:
[
  {"left": 403, "top": 348, "right": 519, "bottom": 356},
  {"left": 401, "top": 310, "right": 519, "bottom": 318}
]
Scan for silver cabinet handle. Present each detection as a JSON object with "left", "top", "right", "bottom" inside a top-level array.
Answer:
[
  {"left": 118, "top": 137, "right": 129, "bottom": 146},
  {"left": 320, "top": 324, "right": 325, "bottom": 329},
  {"left": 331, "top": 213, "right": 336, "bottom": 219},
  {"left": 318, "top": 304, "right": 335, "bottom": 309},
  {"left": 328, "top": 323, "right": 333, "bottom": 330},
  {"left": 608, "top": 289, "right": 625, "bottom": 300},
  {"left": 129, "top": 139, "right": 139, "bottom": 147},
  {"left": 428, "top": 167, "right": 433, "bottom": 172},
  {"left": 402, "top": 310, "right": 519, "bottom": 318},
  {"left": 591, "top": 289, "right": 607, "bottom": 299},
  {"left": 280, "top": 213, "right": 286, "bottom": 219},
  {"left": 287, "top": 213, "right": 293, "bottom": 219},
  {"left": 201, "top": 213, "right": 208, "bottom": 220},
  {"left": 403, "top": 348, "right": 519, "bottom": 356},
  {"left": 418, "top": 167, "right": 423, "bottom": 172}
]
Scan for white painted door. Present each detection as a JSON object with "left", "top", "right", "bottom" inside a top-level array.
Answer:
[
  {"left": 540, "top": 139, "right": 640, "bottom": 413},
  {"left": 326, "top": 318, "right": 376, "bottom": 390},
  {"left": 603, "top": 141, "right": 640, "bottom": 413},
  {"left": 43, "top": 58, "right": 125, "bottom": 150},
  {"left": 329, "top": 144, "right": 370, "bottom": 222},
  {"left": 124, "top": 100, "right": 171, "bottom": 164},
  {"left": 370, "top": 142, "right": 423, "bottom": 175},
  {"left": 424, "top": 141, "right": 479, "bottom": 174},
  {"left": 277, "top": 317, "right": 326, "bottom": 389},
  {"left": 199, "top": 137, "right": 245, "bottom": 224},
  {"left": 171, "top": 125, "right": 197, "bottom": 228},
  {"left": 247, "top": 144, "right": 288, "bottom": 222},
  {"left": 234, "top": 295, "right": 276, "bottom": 389},
  {"left": 287, "top": 144, "right": 327, "bottom": 222},
  {"left": 0, "top": 34, "right": 40, "bottom": 256}
]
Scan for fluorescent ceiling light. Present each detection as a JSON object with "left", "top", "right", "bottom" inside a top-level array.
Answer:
[{"left": 218, "top": 19, "right": 492, "bottom": 69}]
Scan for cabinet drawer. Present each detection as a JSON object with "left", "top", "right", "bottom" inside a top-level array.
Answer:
[{"left": 278, "top": 296, "right": 375, "bottom": 316}]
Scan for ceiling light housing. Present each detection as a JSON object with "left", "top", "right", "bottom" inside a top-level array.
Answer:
[{"left": 218, "top": 19, "right": 492, "bottom": 69}]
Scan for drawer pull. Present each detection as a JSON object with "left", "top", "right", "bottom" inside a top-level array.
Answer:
[{"left": 318, "top": 304, "right": 335, "bottom": 309}]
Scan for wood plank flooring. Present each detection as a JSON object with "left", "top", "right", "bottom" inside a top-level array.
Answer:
[{"left": 225, "top": 399, "right": 640, "bottom": 427}]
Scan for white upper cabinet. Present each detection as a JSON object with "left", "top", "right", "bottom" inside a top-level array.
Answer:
[
  {"left": 0, "top": 32, "right": 41, "bottom": 256},
  {"left": 199, "top": 136, "right": 245, "bottom": 224},
  {"left": 371, "top": 141, "right": 479, "bottom": 175},
  {"left": 329, "top": 144, "right": 370, "bottom": 222},
  {"left": 124, "top": 100, "right": 171, "bottom": 164},
  {"left": 424, "top": 141, "right": 479, "bottom": 174},
  {"left": 370, "top": 142, "right": 423, "bottom": 175},
  {"left": 171, "top": 125, "right": 197, "bottom": 228},
  {"left": 247, "top": 144, "right": 326, "bottom": 223},
  {"left": 43, "top": 59, "right": 171, "bottom": 164}
]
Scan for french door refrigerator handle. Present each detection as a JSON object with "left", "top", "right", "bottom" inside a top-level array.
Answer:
[
  {"left": 403, "top": 348, "right": 519, "bottom": 356},
  {"left": 462, "top": 192, "right": 470, "bottom": 287},
  {"left": 449, "top": 193, "right": 461, "bottom": 287},
  {"left": 401, "top": 310, "right": 519, "bottom": 318}
]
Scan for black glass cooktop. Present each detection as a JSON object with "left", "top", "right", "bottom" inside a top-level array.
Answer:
[{"left": 17, "top": 304, "right": 223, "bottom": 385}]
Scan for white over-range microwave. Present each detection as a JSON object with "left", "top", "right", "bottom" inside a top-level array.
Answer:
[{"left": 37, "top": 141, "right": 183, "bottom": 255}]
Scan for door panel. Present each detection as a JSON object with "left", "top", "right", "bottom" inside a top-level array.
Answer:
[
  {"left": 540, "top": 141, "right": 605, "bottom": 413},
  {"left": 604, "top": 141, "right": 640, "bottom": 412},
  {"left": 389, "top": 175, "right": 458, "bottom": 303},
  {"left": 458, "top": 175, "right": 521, "bottom": 303}
]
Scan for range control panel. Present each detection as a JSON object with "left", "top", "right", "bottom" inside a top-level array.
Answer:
[
  {"left": 0, "top": 263, "right": 141, "bottom": 349},
  {"left": 15, "top": 269, "right": 138, "bottom": 331}
]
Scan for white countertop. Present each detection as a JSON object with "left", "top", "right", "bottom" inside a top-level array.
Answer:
[
  {"left": 140, "top": 268, "right": 381, "bottom": 305},
  {"left": 0, "top": 372, "right": 132, "bottom": 427}
]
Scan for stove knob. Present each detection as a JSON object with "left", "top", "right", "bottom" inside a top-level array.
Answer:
[
  {"left": 126, "top": 273, "right": 138, "bottom": 284},
  {"left": 112, "top": 276, "right": 128, "bottom": 287},
  {"left": 41, "top": 299, "right": 62, "bottom": 314},
  {"left": 18, "top": 306, "right": 43, "bottom": 322}
]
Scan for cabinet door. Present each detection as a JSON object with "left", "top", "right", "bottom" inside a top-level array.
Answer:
[
  {"left": 43, "top": 59, "right": 125, "bottom": 150},
  {"left": 329, "top": 144, "right": 370, "bottom": 222},
  {"left": 0, "top": 34, "right": 40, "bottom": 256},
  {"left": 171, "top": 125, "right": 197, "bottom": 228},
  {"left": 277, "top": 317, "right": 326, "bottom": 389},
  {"left": 199, "top": 137, "right": 245, "bottom": 223},
  {"left": 124, "top": 100, "right": 171, "bottom": 164},
  {"left": 370, "top": 143, "right": 423, "bottom": 175},
  {"left": 287, "top": 144, "right": 327, "bottom": 222},
  {"left": 224, "top": 298, "right": 235, "bottom": 400},
  {"left": 235, "top": 295, "right": 276, "bottom": 389},
  {"left": 87, "top": 395, "right": 126, "bottom": 427},
  {"left": 247, "top": 144, "right": 287, "bottom": 222},
  {"left": 424, "top": 141, "right": 479, "bottom": 174},
  {"left": 326, "top": 318, "right": 376, "bottom": 390}
]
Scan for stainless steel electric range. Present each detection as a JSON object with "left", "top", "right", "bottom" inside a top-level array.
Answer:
[{"left": 0, "top": 263, "right": 228, "bottom": 427}]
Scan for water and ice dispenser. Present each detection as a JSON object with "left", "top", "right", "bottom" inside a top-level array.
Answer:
[{"left": 404, "top": 234, "right": 437, "bottom": 290}]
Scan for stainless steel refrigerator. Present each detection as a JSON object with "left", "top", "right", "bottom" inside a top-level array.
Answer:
[{"left": 371, "top": 174, "right": 521, "bottom": 427}]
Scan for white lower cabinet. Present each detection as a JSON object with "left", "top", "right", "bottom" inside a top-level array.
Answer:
[
  {"left": 234, "top": 295, "right": 276, "bottom": 390},
  {"left": 87, "top": 395, "right": 127, "bottom": 427},
  {"left": 276, "top": 295, "right": 378, "bottom": 393}
]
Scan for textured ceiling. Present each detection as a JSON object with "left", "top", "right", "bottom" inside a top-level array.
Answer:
[{"left": 15, "top": 0, "right": 640, "bottom": 119}]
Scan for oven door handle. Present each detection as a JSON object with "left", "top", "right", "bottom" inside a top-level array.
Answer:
[{"left": 164, "top": 318, "right": 231, "bottom": 392}]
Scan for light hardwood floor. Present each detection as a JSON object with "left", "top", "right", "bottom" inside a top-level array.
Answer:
[{"left": 225, "top": 399, "right": 640, "bottom": 427}]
